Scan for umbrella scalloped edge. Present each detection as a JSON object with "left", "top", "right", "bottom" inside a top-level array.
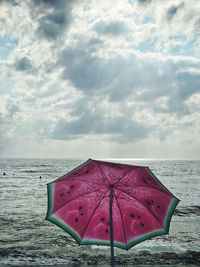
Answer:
[{"left": 46, "top": 183, "right": 179, "bottom": 250}]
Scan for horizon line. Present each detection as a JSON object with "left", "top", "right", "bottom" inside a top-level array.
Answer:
[{"left": 0, "top": 157, "right": 199, "bottom": 161}]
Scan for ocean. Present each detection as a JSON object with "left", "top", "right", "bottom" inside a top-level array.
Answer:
[{"left": 0, "top": 158, "right": 200, "bottom": 266}]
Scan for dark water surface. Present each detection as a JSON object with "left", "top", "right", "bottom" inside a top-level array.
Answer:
[{"left": 0, "top": 158, "right": 200, "bottom": 266}]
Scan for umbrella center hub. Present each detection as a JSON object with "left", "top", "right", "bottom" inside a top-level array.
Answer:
[{"left": 109, "top": 184, "right": 114, "bottom": 189}]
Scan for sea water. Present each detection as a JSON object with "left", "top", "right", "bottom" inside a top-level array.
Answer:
[{"left": 0, "top": 158, "right": 200, "bottom": 266}]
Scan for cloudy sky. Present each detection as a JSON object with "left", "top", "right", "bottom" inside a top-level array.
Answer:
[{"left": 0, "top": 0, "right": 200, "bottom": 159}]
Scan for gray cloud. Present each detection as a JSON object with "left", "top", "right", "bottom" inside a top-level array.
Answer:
[
  {"left": 57, "top": 36, "right": 200, "bottom": 120},
  {"left": 167, "top": 97, "right": 190, "bottom": 116},
  {"left": 15, "top": 57, "right": 32, "bottom": 72},
  {"left": 59, "top": 44, "right": 118, "bottom": 91},
  {"left": 194, "top": 18, "right": 200, "bottom": 34},
  {"left": 0, "top": 0, "right": 16, "bottom": 5},
  {"left": 166, "top": 69, "right": 200, "bottom": 115},
  {"left": 49, "top": 88, "right": 155, "bottom": 144},
  {"left": 93, "top": 21, "right": 129, "bottom": 36},
  {"left": 87, "top": 38, "right": 103, "bottom": 47},
  {"left": 27, "top": 0, "right": 76, "bottom": 40},
  {"left": 51, "top": 113, "right": 152, "bottom": 144},
  {"left": 37, "top": 11, "right": 69, "bottom": 40},
  {"left": 176, "top": 70, "right": 200, "bottom": 99},
  {"left": 32, "top": 0, "right": 67, "bottom": 8},
  {"left": 137, "top": 0, "right": 152, "bottom": 4},
  {"left": 166, "top": 3, "right": 184, "bottom": 22},
  {"left": 125, "top": 58, "right": 200, "bottom": 116}
]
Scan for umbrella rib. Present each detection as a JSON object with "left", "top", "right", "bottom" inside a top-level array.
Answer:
[
  {"left": 80, "top": 189, "right": 109, "bottom": 244},
  {"left": 114, "top": 167, "right": 137, "bottom": 186},
  {"left": 116, "top": 184, "right": 172, "bottom": 197},
  {"left": 115, "top": 187, "right": 164, "bottom": 229},
  {"left": 95, "top": 160, "right": 110, "bottom": 184},
  {"left": 113, "top": 190, "right": 128, "bottom": 250}
]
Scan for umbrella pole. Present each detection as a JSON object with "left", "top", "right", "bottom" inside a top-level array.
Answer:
[{"left": 109, "top": 190, "right": 114, "bottom": 267}]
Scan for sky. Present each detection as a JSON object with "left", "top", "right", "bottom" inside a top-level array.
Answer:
[{"left": 0, "top": 0, "right": 200, "bottom": 159}]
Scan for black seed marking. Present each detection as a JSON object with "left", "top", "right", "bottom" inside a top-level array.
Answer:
[
  {"left": 147, "top": 201, "right": 151, "bottom": 205},
  {"left": 148, "top": 177, "right": 151, "bottom": 180},
  {"left": 70, "top": 185, "right": 74, "bottom": 189},
  {"left": 107, "top": 222, "right": 110, "bottom": 225},
  {"left": 73, "top": 173, "right": 77, "bottom": 175},
  {"left": 80, "top": 213, "right": 84, "bottom": 216},
  {"left": 130, "top": 214, "right": 134, "bottom": 218},
  {"left": 75, "top": 218, "right": 78, "bottom": 222},
  {"left": 140, "top": 222, "right": 144, "bottom": 227},
  {"left": 152, "top": 200, "right": 154, "bottom": 203},
  {"left": 142, "top": 179, "right": 147, "bottom": 183},
  {"left": 157, "top": 205, "right": 161, "bottom": 209},
  {"left": 138, "top": 216, "right": 141, "bottom": 219},
  {"left": 78, "top": 206, "right": 82, "bottom": 210},
  {"left": 105, "top": 229, "right": 109, "bottom": 233},
  {"left": 67, "top": 191, "right": 70, "bottom": 194},
  {"left": 101, "top": 217, "right": 105, "bottom": 222},
  {"left": 85, "top": 170, "right": 89, "bottom": 173},
  {"left": 60, "top": 193, "right": 64, "bottom": 197}
]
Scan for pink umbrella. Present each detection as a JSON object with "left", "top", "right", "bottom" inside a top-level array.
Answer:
[{"left": 46, "top": 159, "right": 179, "bottom": 266}]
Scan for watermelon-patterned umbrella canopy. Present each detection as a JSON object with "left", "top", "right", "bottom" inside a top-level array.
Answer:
[{"left": 46, "top": 159, "right": 179, "bottom": 266}]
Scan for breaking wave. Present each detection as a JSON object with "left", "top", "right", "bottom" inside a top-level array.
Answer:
[
  {"left": 0, "top": 249, "right": 199, "bottom": 266},
  {"left": 174, "top": 205, "right": 200, "bottom": 217}
]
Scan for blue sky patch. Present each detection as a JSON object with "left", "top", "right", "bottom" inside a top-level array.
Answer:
[{"left": 0, "top": 36, "right": 18, "bottom": 60}]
